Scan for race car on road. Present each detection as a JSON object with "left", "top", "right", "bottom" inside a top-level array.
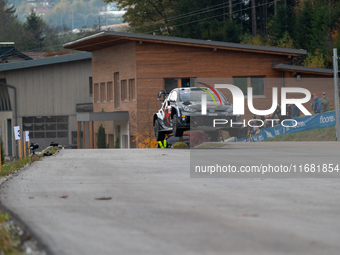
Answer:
[{"left": 153, "top": 87, "right": 241, "bottom": 141}]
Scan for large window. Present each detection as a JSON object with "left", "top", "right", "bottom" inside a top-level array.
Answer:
[
  {"left": 251, "top": 77, "right": 264, "bottom": 95},
  {"left": 233, "top": 77, "right": 248, "bottom": 95},
  {"left": 129, "top": 79, "right": 135, "bottom": 101},
  {"left": 107, "top": 81, "right": 113, "bottom": 102},
  {"left": 121, "top": 80, "right": 127, "bottom": 102},
  {"left": 100, "top": 82, "right": 106, "bottom": 103},
  {"left": 23, "top": 116, "right": 69, "bottom": 139},
  {"left": 114, "top": 72, "right": 120, "bottom": 108},
  {"left": 233, "top": 76, "right": 265, "bottom": 96}
]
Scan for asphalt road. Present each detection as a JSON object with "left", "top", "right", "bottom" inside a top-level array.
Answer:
[{"left": 1, "top": 142, "right": 340, "bottom": 255}]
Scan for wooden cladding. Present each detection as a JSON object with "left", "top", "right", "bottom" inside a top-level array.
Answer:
[{"left": 93, "top": 73, "right": 136, "bottom": 107}]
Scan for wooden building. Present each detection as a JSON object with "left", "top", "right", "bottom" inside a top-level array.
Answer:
[{"left": 64, "top": 31, "right": 334, "bottom": 148}]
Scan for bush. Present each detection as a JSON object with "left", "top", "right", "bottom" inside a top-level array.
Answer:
[
  {"left": 189, "top": 132, "right": 210, "bottom": 147},
  {"left": 173, "top": 142, "right": 189, "bottom": 149},
  {"left": 114, "top": 137, "right": 120, "bottom": 148},
  {"left": 97, "top": 124, "right": 106, "bottom": 148}
]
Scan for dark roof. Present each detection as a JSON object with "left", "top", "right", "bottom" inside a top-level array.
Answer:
[
  {"left": 0, "top": 47, "right": 32, "bottom": 61},
  {"left": 64, "top": 31, "right": 307, "bottom": 56},
  {"left": 272, "top": 62, "right": 333, "bottom": 76},
  {"left": 0, "top": 52, "right": 91, "bottom": 72}
]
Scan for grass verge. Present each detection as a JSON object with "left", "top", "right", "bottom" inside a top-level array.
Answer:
[
  {"left": 0, "top": 146, "right": 60, "bottom": 254},
  {"left": 195, "top": 142, "right": 228, "bottom": 149},
  {"left": 265, "top": 126, "right": 336, "bottom": 141}
]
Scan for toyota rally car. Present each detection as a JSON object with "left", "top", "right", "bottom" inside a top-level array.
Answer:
[{"left": 153, "top": 87, "right": 242, "bottom": 141}]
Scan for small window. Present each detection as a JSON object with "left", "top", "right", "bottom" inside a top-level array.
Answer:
[
  {"left": 100, "top": 82, "right": 106, "bottom": 103},
  {"left": 121, "top": 80, "right": 127, "bottom": 102},
  {"left": 107, "top": 81, "right": 113, "bottom": 102},
  {"left": 164, "top": 78, "right": 178, "bottom": 92},
  {"left": 233, "top": 77, "right": 248, "bottom": 96},
  {"left": 89, "top": 77, "right": 93, "bottom": 96},
  {"left": 129, "top": 79, "right": 135, "bottom": 101},
  {"left": 114, "top": 72, "right": 120, "bottom": 108},
  {"left": 94, "top": 83, "right": 99, "bottom": 103}
]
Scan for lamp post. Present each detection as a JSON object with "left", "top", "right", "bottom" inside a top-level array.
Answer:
[{"left": 333, "top": 48, "right": 340, "bottom": 141}]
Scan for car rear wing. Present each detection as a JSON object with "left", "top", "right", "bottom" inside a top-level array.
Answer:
[{"left": 157, "top": 90, "right": 171, "bottom": 103}]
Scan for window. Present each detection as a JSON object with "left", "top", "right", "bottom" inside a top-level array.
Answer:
[
  {"left": 129, "top": 79, "right": 135, "bottom": 101},
  {"left": 233, "top": 76, "right": 265, "bottom": 96},
  {"left": 89, "top": 77, "right": 93, "bottom": 96},
  {"left": 100, "top": 82, "right": 106, "bottom": 102},
  {"left": 233, "top": 77, "right": 248, "bottom": 95},
  {"left": 22, "top": 115, "right": 69, "bottom": 139},
  {"left": 251, "top": 77, "right": 264, "bottom": 95},
  {"left": 121, "top": 80, "right": 127, "bottom": 102},
  {"left": 107, "top": 82, "right": 113, "bottom": 102},
  {"left": 94, "top": 83, "right": 99, "bottom": 103},
  {"left": 114, "top": 72, "right": 120, "bottom": 108},
  {"left": 164, "top": 78, "right": 178, "bottom": 92}
]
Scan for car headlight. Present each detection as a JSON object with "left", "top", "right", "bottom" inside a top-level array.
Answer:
[{"left": 182, "top": 106, "right": 196, "bottom": 112}]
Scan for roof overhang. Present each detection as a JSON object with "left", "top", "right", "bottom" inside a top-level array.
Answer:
[
  {"left": 77, "top": 111, "right": 129, "bottom": 122},
  {"left": 64, "top": 31, "right": 307, "bottom": 56},
  {"left": 272, "top": 63, "right": 333, "bottom": 76}
]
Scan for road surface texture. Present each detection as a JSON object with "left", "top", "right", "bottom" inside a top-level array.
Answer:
[{"left": 1, "top": 142, "right": 340, "bottom": 255}]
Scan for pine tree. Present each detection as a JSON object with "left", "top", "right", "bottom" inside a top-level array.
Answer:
[{"left": 97, "top": 124, "right": 106, "bottom": 148}]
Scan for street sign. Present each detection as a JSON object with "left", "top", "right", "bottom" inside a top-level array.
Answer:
[
  {"left": 14, "top": 126, "right": 21, "bottom": 140},
  {"left": 25, "top": 131, "right": 30, "bottom": 142}
]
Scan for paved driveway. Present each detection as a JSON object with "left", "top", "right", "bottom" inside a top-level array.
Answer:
[{"left": 1, "top": 143, "right": 340, "bottom": 255}]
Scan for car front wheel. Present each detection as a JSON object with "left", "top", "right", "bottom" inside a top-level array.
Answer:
[{"left": 154, "top": 119, "right": 165, "bottom": 141}]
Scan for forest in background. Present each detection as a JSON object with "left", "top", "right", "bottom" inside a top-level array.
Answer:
[
  {"left": 106, "top": 0, "right": 340, "bottom": 68},
  {"left": 1, "top": 0, "right": 340, "bottom": 68}
]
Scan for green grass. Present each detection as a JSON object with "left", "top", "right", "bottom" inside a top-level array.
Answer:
[
  {"left": 265, "top": 126, "right": 336, "bottom": 141},
  {"left": 195, "top": 142, "right": 228, "bottom": 148},
  {"left": 0, "top": 213, "right": 24, "bottom": 255}
]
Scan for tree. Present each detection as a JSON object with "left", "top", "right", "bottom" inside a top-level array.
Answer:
[
  {"left": 102, "top": 0, "right": 178, "bottom": 34},
  {"left": 97, "top": 124, "right": 107, "bottom": 148},
  {"left": 22, "top": 11, "right": 46, "bottom": 51},
  {"left": 0, "top": 0, "right": 16, "bottom": 37}
]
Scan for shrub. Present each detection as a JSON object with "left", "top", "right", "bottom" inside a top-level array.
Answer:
[
  {"left": 114, "top": 137, "right": 120, "bottom": 148},
  {"left": 173, "top": 142, "right": 189, "bottom": 149},
  {"left": 97, "top": 124, "right": 106, "bottom": 148},
  {"left": 189, "top": 132, "right": 210, "bottom": 147}
]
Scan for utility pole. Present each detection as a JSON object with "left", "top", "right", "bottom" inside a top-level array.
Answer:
[
  {"left": 251, "top": 0, "right": 257, "bottom": 36},
  {"left": 274, "top": 0, "right": 277, "bottom": 16},
  {"left": 333, "top": 48, "right": 340, "bottom": 141},
  {"left": 229, "top": 0, "right": 232, "bottom": 20}
]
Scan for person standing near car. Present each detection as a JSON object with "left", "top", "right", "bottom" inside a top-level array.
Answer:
[{"left": 321, "top": 92, "right": 330, "bottom": 113}]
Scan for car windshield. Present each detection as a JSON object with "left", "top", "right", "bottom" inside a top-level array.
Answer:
[{"left": 179, "top": 89, "right": 228, "bottom": 104}]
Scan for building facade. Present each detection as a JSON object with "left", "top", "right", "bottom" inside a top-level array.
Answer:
[
  {"left": 64, "top": 32, "right": 334, "bottom": 148},
  {"left": 0, "top": 52, "right": 92, "bottom": 156}
]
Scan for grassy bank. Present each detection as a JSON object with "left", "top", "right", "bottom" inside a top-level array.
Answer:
[
  {"left": 265, "top": 126, "right": 336, "bottom": 141},
  {"left": 0, "top": 146, "right": 60, "bottom": 254}
]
